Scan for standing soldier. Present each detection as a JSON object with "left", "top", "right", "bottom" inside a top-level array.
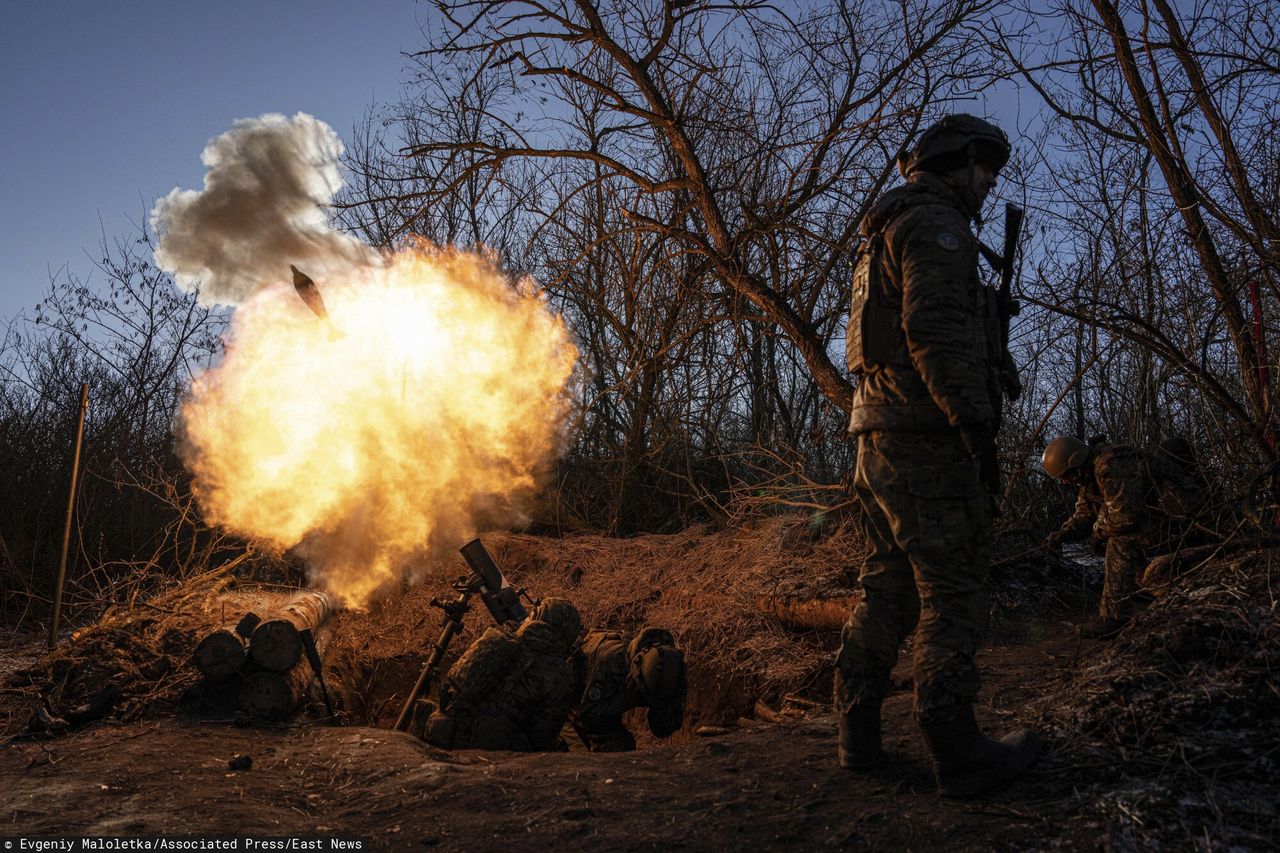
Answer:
[
  {"left": 1041, "top": 435, "right": 1203, "bottom": 637},
  {"left": 837, "top": 115, "right": 1039, "bottom": 797}
]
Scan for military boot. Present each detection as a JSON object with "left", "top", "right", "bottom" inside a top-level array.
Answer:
[
  {"left": 838, "top": 704, "right": 882, "bottom": 770},
  {"left": 920, "top": 706, "right": 1040, "bottom": 798}
]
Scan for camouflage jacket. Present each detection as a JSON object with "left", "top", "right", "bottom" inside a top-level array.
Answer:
[
  {"left": 569, "top": 630, "right": 638, "bottom": 752},
  {"left": 430, "top": 622, "right": 578, "bottom": 752},
  {"left": 848, "top": 172, "right": 999, "bottom": 434},
  {"left": 1055, "top": 444, "right": 1203, "bottom": 545}
]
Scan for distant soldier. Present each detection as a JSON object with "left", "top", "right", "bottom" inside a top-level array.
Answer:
[
  {"left": 838, "top": 114, "right": 1040, "bottom": 797},
  {"left": 424, "top": 598, "right": 581, "bottom": 751},
  {"left": 1041, "top": 436, "right": 1203, "bottom": 637},
  {"left": 570, "top": 627, "right": 687, "bottom": 752}
]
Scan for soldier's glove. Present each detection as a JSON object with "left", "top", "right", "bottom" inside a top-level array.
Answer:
[
  {"left": 1040, "top": 532, "right": 1062, "bottom": 551},
  {"left": 959, "top": 426, "right": 1000, "bottom": 498}
]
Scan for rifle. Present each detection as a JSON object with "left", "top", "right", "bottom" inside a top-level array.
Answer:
[
  {"left": 979, "top": 203, "right": 1025, "bottom": 419},
  {"left": 392, "top": 539, "right": 529, "bottom": 733},
  {"left": 997, "top": 204, "right": 1024, "bottom": 404}
]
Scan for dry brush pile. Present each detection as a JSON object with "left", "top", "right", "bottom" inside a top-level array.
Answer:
[
  {"left": 0, "top": 556, "right": 290, "bottom": 741},
  {"left": 1026, "top": 545, "right": 1280, "bottom": 848}
]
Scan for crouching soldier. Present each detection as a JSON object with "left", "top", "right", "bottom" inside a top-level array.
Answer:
[
  {"left": 570, "top": 627, "right": 686, "bottom": 751},
  {"left": 424, "top": 598, "right": 581, "bottom": 751},
  {"left": 1041, "top": 436, "right": 1202, "bottom": 638}
]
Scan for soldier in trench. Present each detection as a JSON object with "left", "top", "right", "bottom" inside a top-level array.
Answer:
[
  {"left": 424, "top": 597, "right": 582, "bottom": 751},
  {"left": 837, "top": 114, "right": 1040, "bottom": 798},
  {"left": 1041, "top": 435, "right": 1204, "bottom": 638},
  {"left": 568, "top": 627, "right": 687, "bottom": 752}
]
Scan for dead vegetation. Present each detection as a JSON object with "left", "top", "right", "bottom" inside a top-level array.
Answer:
[
  {"left": 3, "top": 515, "right": 1090, "bottom": 743},
  {"left": 1025, "top": 545, "right": 1280, "bottom": 849},
  {"left": 0, "top": 557, "right": 290, "bottom": 741}
]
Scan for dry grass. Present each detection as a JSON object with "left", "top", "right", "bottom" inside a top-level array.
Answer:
[{"left": 490, "top": 516, "right": 864, "bottom": 721}]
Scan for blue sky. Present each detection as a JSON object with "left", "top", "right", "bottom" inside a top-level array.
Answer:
[{"left": 0, "top": 0, "right": 434, "bottom": 324}]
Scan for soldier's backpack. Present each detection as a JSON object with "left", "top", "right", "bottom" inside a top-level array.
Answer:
[{"left": 441, "top": 626, "right": 524, "bottom": 716}]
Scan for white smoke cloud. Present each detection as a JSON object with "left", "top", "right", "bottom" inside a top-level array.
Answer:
[{"left": 150, "top": 112, "right": 378, "bottom": 305}]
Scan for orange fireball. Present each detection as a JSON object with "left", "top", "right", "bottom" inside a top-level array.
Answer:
[{"left": 180, "top": 242, "right": 578, "bottom": 608}]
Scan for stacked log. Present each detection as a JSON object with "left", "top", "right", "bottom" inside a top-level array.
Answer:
[
  {"left": 239, "top": 591, "right": 338, "bottom": 721},
  {"left": 240, "top": 627, "right": 332, "bottom": 722},
  {"left": 192, "top": 612, "right": 261, "bottom": 680},
  {"left": 249, "top": 591, "right": 336, "bottom": 671},
  {"left": 190, "top": 590, "right": 339, "bottom": 722}
]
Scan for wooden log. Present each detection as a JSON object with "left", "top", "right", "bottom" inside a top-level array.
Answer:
[
  {"left": 249, "top": 590, "right": 336, "bottom": 671},
  {"left": 239, "top": 628, "right": 331, "bottom": 722},
  {"left": 754, "top": 594, "right": 857, "bottom": 631},
  {"left": 1140, "top": 540, "right": 1261, "bottom": 596},
  {"left": 193, "top": 612, "right": 261, "bottom": 681}
]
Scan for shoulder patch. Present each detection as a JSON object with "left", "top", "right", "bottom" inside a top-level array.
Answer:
[{"left": 936, "top": 232, "right": 961, "bottom": 252}]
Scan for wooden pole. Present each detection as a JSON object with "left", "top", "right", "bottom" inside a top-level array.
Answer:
[{"left": 48, "top": 382, "right": 89, "bottom": 649}]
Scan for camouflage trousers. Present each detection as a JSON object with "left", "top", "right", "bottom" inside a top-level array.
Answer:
[
  {"left": 835, "top": 430, "right": 992, "bottom": 722},
  {"left": 1101, "top": 535, "right": 1147, "bottom": 620}
]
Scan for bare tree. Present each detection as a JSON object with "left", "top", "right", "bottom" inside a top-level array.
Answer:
[
  {"left": 0, "top": 228, "right": 225, "bottom": 622},
  {"left": 996, "top": 0, "right": 1280, "bottom": 461},
  {"left": 348, "top": 0, "right": 1000, "bottom": 413}
]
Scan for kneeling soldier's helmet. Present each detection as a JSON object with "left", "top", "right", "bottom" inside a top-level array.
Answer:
[
  {"left": 898, "top": 114, "right": 1011, "bottom": 177},
  {"left": 1042, "top": 435, "right": 1092, "bottom": 480},
  {"left": 528, "top": 597, "right": 582, "bottom": 651}
]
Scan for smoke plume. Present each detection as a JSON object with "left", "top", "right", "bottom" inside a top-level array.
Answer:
[{"left": 151, "top": 112, "right": 377, "bottom": 304}]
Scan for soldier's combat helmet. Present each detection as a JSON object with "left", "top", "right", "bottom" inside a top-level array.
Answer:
[
  {"left": 1042, "top": 435, "right": 1092, "bottom": 480},
  {"left": 629, "top": 630, "right": 686, "bottom": 738},
  {"left": 524, "top": 597, "right": 582, "bottom": 651},
  {"left": 898, "top": 114, "right": 1011, "bottom": 177}
]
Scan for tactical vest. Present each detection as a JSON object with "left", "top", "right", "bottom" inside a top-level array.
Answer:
[
  {"left": 848, "top": 213, "right": 1008, "bottom": 420},
  {"left": 846, "top": 231, "right": 909, "bottom": 374}
]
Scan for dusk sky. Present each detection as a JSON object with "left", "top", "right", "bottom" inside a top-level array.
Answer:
[{"left": 0, "top": 0, "right": 435, "bottom": 325}]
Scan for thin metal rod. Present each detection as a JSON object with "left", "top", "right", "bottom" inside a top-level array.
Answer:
[{"left": 49, "top": 382, "right": 89, "bottom": 649}]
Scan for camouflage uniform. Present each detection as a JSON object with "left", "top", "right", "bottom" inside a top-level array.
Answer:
[
  {"left": 569, "top": 628, "right": 685, "bottom": 752},
  {"left": 424, "top": 598, "right": 581, "bottom": 751},
  {"left": 837, "top": 170, "right": 999, "bottom": 723},
  {"left": 1050, "top": 444, "right": 1202, "bottom": 619}
]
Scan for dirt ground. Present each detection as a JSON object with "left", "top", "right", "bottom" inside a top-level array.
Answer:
[
  {"left": 3, "top": 621, "right": 1084, "bottom": 851},
  {"left": 2, "top": 526, "right": 1277, "bottom": 850}
]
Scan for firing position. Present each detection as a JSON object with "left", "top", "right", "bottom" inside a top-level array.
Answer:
[
  {"left": 570, "top": 627, "right": 687, "bottom": 751},
  {"left": 424, "top": 597, "right": 582, "bottom": 751},
  {"left": 837, "top": 114, "right": 1039, "bottom": 797},
  {"left": 1041, "top": 435, "right": 1203, "bottom": 638}
]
